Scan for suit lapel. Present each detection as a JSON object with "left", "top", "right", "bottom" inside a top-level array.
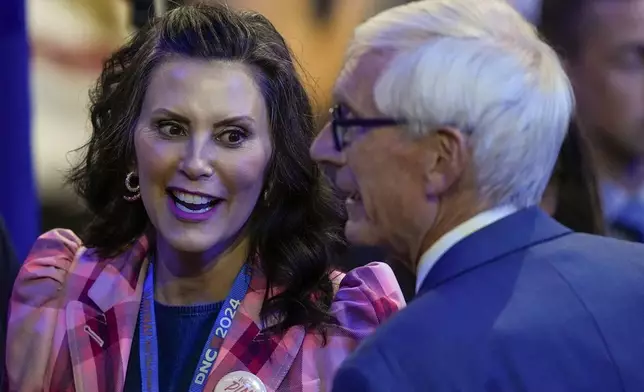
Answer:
[
  {"left": 419, "top": 207, "right": 572, "bottom": 295},
  {"left": 204, "top": 268, "right": 306, "bottom": 392},
  {"left": 66, "top": 238, "right": 149, "bottom": 392}
]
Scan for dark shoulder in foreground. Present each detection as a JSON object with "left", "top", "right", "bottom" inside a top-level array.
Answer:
[
  {"left": 0, "top": 218, "right": 20, "bottom": 391},
  {"left": 333, "top": 232, "right": 644, "bottom": 392}
]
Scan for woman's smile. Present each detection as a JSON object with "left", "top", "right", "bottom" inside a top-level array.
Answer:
[{"left": 166, "top": 188, "right": 223, "bottom": 222}]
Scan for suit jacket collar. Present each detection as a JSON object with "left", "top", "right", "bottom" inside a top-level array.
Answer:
[
  {"left": 65, "top": 235, "right": 305, "bottom": 392},
  {"left": 418, "top": 207, "right": 572, "bottom": 296}
]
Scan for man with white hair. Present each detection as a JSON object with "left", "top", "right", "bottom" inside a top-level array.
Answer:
[{"left": 310, "top": 0, "right": 644, "bottom": 390}]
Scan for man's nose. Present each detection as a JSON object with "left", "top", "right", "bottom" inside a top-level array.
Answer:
[{"left": 310, "top": 123, "right": 344, "bottom": 165}]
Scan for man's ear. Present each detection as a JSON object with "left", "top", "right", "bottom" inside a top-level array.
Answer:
[{"left": 419, "top": 127, "right": 469, "bottom": 196}]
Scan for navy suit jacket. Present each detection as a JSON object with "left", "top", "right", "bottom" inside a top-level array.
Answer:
[{"left": 332, "top": 207, "right": 644, "bottom": 391}]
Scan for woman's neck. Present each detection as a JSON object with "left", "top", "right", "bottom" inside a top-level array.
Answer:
[{"left": 153, "top": 236, "right": 250, "bottom": 306}]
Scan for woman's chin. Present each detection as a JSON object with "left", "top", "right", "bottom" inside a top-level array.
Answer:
[{"left": 160, "top": 230, "right": 222, "bottom": 254}]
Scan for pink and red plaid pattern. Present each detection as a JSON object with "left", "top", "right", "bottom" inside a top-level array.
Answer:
[{"left": 6, "top": 229, "right": 405, "bottom": 392}]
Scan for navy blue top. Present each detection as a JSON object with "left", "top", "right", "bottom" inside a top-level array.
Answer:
[{"left": 124, "top": 301, "right": 223, "bottom": 392}]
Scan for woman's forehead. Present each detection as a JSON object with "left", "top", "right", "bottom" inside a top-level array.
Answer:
[{"left": 142, "top": 59, "right": 267, "bottom": 121}]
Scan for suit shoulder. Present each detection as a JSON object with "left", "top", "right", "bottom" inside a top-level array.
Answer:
[
  {"left": 545, "top": 232, "right": 644, "bottom": 264},
  {"left": 540, "top": 233, "right": 644, "bottom": 293},
  {"left": 332, "top": 300, "right": 441, "bottom": 390}
]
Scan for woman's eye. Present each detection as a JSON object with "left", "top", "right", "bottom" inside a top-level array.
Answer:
[
  {"left": 217, "top": 128, "right": 247, "bottom": 146},
  {"left": 156, "top": 121, "right": 186, "bottom": 137}
]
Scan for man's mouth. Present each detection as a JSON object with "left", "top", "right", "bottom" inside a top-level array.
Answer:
[{"left": 167, "top": 188, "right": 222, "bottom": 214}]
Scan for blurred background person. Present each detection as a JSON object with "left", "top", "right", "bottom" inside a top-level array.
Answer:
[
  {"left": 0, "top": 0, "right": 38, "bottom": 262},
  {"left": 7, "top": 5, "right": 404, "bottom": 391},
  {"left": 1, "top": 1, "right": 35, "bottom": 388},
  {"left": 540, "top": 0, "right": 644, "bottom": 242},
  {"left": 543, "top": 124, "right": 606, "bottom": 235},
  {"left": 508, "top": 0, "right": 606, "bottom": 237}
]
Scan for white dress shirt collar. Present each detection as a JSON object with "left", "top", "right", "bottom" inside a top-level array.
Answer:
[{"left": 415, "top": 205, "right": 518, "bottom": 293}]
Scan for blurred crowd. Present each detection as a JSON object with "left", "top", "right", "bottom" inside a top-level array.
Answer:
[{"left": 17, "top": 0, "right": 644, "bottom": 245}]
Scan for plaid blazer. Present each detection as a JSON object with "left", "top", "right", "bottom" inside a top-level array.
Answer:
[{"left": 6, "top": 229, "right": 405, "bottom": 392}]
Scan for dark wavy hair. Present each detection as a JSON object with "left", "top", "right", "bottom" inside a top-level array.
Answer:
[{"left": 67, "top": 3, "right": 346, "bottom": 336}]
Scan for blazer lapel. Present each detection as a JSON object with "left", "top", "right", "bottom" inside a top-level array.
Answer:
[
  {"left": 419, "top": 207, "right": 572, "bottom": 295},
  {"left": 65, "top": 238, "right": 149, "bottom": 392},
  {"left": 204, "top": 269, "right": 306, "bottom": 392}
]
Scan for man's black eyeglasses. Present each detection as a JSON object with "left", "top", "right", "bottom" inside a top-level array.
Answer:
[{"left": 330, "top": 105, "right": 405, "bottom": 151}]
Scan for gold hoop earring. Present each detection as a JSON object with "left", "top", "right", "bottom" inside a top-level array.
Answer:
[{"left": 123, "top": 171, "right": 141, "bottom": 201}]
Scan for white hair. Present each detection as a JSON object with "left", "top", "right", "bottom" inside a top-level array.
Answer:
[{"left": 344, "top": 0, "right": 573, "bottom": 208}]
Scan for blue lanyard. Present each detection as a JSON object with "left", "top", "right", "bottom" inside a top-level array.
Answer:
[{"left": 139, "top": 261, "right": 250, "bottom": 392}]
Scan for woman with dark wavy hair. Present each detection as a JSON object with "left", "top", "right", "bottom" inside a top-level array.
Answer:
[{"left": 6, "top": 4, "right": 404, "bottom": 392}]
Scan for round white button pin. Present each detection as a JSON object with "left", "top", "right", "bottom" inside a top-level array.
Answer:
[{"left": 214, "top": 371, "right": 267, "bottom": 392}]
